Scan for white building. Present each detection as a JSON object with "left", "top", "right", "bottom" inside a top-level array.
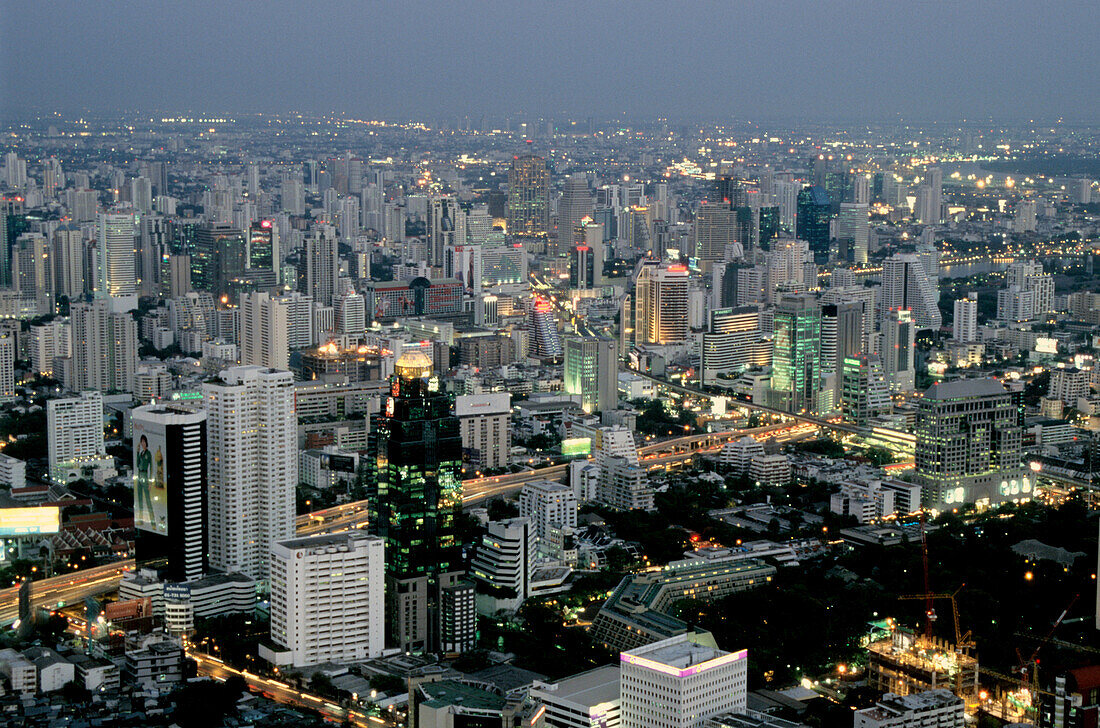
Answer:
[
  {"left": 265, "top": 532, "right": 384, "bottom": 667},
  {"left": 882, "top": 254, "right": 941, "bottom": 330},
  {"left": 240, "top": 291, "right": 290, "bottom": 370},
  {"left": 853, "top": 690, "right": 964, "bottom": 728},
  {"left": 470, "top": 517, "right": 535, "bottom": 613},
  {"left": 0, "top": 453, "right": 26, "bottom": 489},
  {"left": 620, "top": 633, "right": 747, "bottom": 728},
  {"left": 719, "top": 437, "right": 764, "bottom": 475},
  {"left": 0, "top": 329, "right": 12, "bottom": 402},
  {"left": 952, "top": 295, "right": 978, "bottom": 343},
  {"left": 0, "top": 648, "right": 36, "bottom": 694},
  {"left": 748, "top": 453, "right": 790, "bottom": 487},
  {"left": 455, "top": 392, "right": 511, "bottom": 471},
  {"left": 202, "top": 366, "right": 297, "bottom": 583},
  {"left": 70, "top": 298, "right": 138, "bottom": 393},
  {"left": 97, "top": 210, "right": 137, "bottom": 311},
  {"left": 531, "top": 665, "right": 621, "bottom": 728},
  {"left": 518, "top": 480, "right": 579, "bottom": 546},
  {"left": 47, "top": 391, "right": 105, "bottom": 483}
]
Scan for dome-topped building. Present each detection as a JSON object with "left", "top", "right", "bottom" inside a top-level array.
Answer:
[{"left": 394, "top": 348, "right": 433, "bottom": 379}]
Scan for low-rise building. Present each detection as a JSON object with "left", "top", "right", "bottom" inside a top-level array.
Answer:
[
  {"left": 531, "top": 665, "right": 621, "bottom": 728},
  {"left": 854, "top": 690, "right": 964, "bottom": 728}
]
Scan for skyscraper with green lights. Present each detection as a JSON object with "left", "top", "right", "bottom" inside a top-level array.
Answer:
[{"left": 772, "top": 293, "right": 822, "bottom": 414}]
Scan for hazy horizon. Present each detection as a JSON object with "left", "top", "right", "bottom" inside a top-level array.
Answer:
[{"left": 4, "top": 0, "right": 1100, "bottom": 124}]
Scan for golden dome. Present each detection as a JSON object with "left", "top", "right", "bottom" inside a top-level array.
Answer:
[{"left": 395, "top": 349, "right": 433, "bottom": 379}]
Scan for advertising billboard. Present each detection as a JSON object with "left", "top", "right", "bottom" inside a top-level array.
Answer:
[
  {"left": 0, "top": 506, "right": 61, "bottom": 536},
  {"left": 561, "top": 437, "right": 592, "bottom": 458},
  {"left": 133, "top": 418, "right": 169, "bottom": 535}
]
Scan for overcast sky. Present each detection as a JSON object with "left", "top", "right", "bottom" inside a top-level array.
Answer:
[{"left": 3, "top": 1, "right": 1098, "bottom": 123}]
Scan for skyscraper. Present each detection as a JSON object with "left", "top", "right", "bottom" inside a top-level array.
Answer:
[
  {"left": 46, "top": 391, "right": 105, "bottom": 484},
  {"left": 953, "top": 293, "right": 978, "bottom": 343},
  {"left": 193, "top": 222, "right": 246, "bottom": 298},
  {"left": 239, "top": 292, "right": 290, "bottom": 370},
  {"left": 527, "top": 298, "right": 563, "bottom": 360},
  {"left": 881, "top": 308, "right": 916, "bottom": 392},
  {"left": 202, "top": 366, "right": 297, "bottom": 584},
  {"left": 693, "top": 203, "right": 739, "bottom": 262},
  {"left": 915, "top": 378, "right": 1027, "bottom": 510},
  {"left": 772, "top": 293, "right": 821, "bottom": 414},
  {"left": 427, "top": 196, "right": 466, "bottom": 267},
  {"left": 569, "top": 244, "right": 595, "bottom": 290},
  {"left": 71, "top": 298, "right": 138, "bottom": 394},
  {"left": 12, "top": 232, "right": 51, "bottom": 316},
  {"left": 507, "top": 155, "right": 550, "bottom": 237},
  {"left": 821, "top": 301, "right": 863, "bottom": 404},
  {"left": 52, "top": 224, "right": 84, "bottom": 301},
  {"left": 299, "top": 225, "right": 340, "bottom": 307},
  {"left": 836, "top": 203, "right": 869, "bottom": 264},
  {"left": 96, "top": 210, "right": 137, "bottom": 311},
  {"left": 634, "top": 261, "right": 689, "bottom": 345},
  {"left": 131, "top": 403, "right": 208, "bottom": 583},
  {"left": 881, "top": 253, "right": 942, "bottom": 330},
  {"left": 796, "top": 186, "right": 831, "bottom": 263},
  {"left": 839, "top": 354, "right": 892, "bottom": 424},
  {"left": 556, "top": 175, "right": 593, "bottom": 256},
  {"left": 563, "top": 336, "right": 618, "bottom": 414},
  {"left": 368, "top": 350, "right": 466, "bottom": 653}
]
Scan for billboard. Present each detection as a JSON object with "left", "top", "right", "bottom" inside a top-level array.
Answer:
[
  {"left": 324, "top": 453, "right": 357, "bottom": 473},
  {"left": 0, "top": 506, "right": 61, "bottom": 536},
  {"left": 561, "top": 437, "right": 592, "bottom": 458},
  {"left": 133, "top": 418, "right": 169, "bottom": 535}
]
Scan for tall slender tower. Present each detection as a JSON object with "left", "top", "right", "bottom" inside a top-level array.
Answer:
[
  {"left": 556, "top": 175, "right": 592, "bottom": 256},
  {"left": 96, "top": 210, "right": 137, "bottom": 311},
  {"left": 299, "top": 225, "right": 340, "bottom": 306},
  {"left": 634, "top": 261, "right": 689, "bottom": 344},
  {"left": 368, "top": 350, "right": 469, "bottom": 653},
  {"left": 772, "top": 293, "right": 822, "bottom": 414},
  {"left": 202, "top": 366, "right": 297, "bottom": 585},
  {"left": 507, "top": 155, "right": 550, "bottom": 237}
]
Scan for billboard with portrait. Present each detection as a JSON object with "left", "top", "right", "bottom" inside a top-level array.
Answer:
[{"left": 133, "top": 418, "right": 169, "bottom": 535}]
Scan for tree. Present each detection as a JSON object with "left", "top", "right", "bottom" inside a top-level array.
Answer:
[{"left": 311, "top": 671, "right": 335, "bottom": 697}]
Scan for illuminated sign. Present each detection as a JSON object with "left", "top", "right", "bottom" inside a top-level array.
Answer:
[
  {"left": 561, "top": 437, "right": 592, "bottom": 458},
  {"left": 0, "top": 507, "right": 60, "bottom": 536}
]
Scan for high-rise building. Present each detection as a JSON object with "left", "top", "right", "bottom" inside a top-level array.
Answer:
[
  {"left": 96, "top": 211, "right": 137, "bottom": 311},
  {"left": 267, "top": 532, "right": 384, "bottom": 667},
  {"left": 569, "top": 244, "right": 595, "bottom": 290},
  {"left": 12, "top": 232, "right": 51, "bottom": 316},
  {"left": 953, "top": 294, "right": 978, "bottom": 343},
  {"left": 915, "top": 378, "right": 1027, "bottom": 510},
  {"left": 469, "top": 517, "right": 535, "bottom": 611},
  {"left": 427, "top": 196, "right": 466, "bottom": 267},
  {"left": 368, "top": 350, "right": 467, "bottom": 653},
  {"left": 0, "top": 330, "right": 13, "bottom": 403},
  {"left": 52, "top": 224, "right": 84, "bottom": 301},
  {"left": 557, "top": 175, "right": 593, "bottom": 256},
  {"left": 772, "top": 293, "right": 822, "bottom": 414},
  {"left": 839, "top": 355, "right": 892, "bottom": 425},
  {"left": 564, "top": 336, "right": 618, "bottom": 414},
  {"left": 620, "top": 633, "right": 747, "bottom": 728},
  {"left": 131, "top": 177, "right": 153, "bottom": 213},
  {"left": 71, "top": 298, "right": 138, "bottom": 394},
  {"left": 46, "top": 391, "right": 105, "bottom": 484},
  {"left": 239, "top": 292, "right": 290, "bottom": 370},
  {"left": 882, "top": 254, "right": 942, "bottom": 330},
  {"left": 455, "top": 392, "right": 511, "bottom": 471},
  {"left": 796, "top": 186, "right": 831, "bottom": 263},
  {"left": 634, "top": 261, "right": 689, "bottom": 345},
  {"left": 693, "top": 203, "right": 739, "bottom": 262},
  {"left": 837, "top": 203, "right": 869, "bottom": 264},
  {"left": 29, "top": 319, "right": 69, "bottom": 378},
  {"left": 528, "top": 298, "right": 563, "bottom": 360},
  {"left": 281, "top": 178, "right": 305, "bottom": 215},
  {"left": 821, "top": 301, "right": 863, "bottom": 403},
  {"left": 507, "top": 155, "right": 550, "bottom": 237},
  {"left": 247, "top": 220, "right": 277, "bottom": 274},
  {"left": 131, "top": 404, "right": 208, "bottom": 583},
  {"left": 518, "top": 480, "right": 578, "bottom": 551},
  {"left": 881, "top": 308, "right": 916, "bottom": 392},
  {"left": 192, "top": 222, "right": 246, "bottom": 298},
  {"left": 299, "top": 226, "right": 340, "bottom": 307},
  {"left": 202, "top": 366, "right": 297, "bottom": 584}
]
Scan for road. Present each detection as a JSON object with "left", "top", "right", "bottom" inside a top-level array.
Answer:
[
  {"left": 0, "top": 560, "right": 134, "bottom": 625},
  {"left": 193, "top": 651, "right": 388, "bottom": 726}
]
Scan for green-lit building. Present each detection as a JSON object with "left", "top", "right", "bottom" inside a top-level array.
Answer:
[
  {"left": 368, "top": 349, "right": 473, "bottom": 654},
  {"left": 772, "top": 293, "right": 821, "bottom": 414}
]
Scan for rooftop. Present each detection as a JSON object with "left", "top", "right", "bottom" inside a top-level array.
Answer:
[
  {"left": 531, "top": 664, "right": 620, "bottom": 707},
  {"left": 922, "top": 377, "right": 1007, "bottom": 400},
  {"left": 623, "top": 632, "right": 735, "bottom": 670},
  {"left": 275, "top": 531, "right": 381, "bottom": 552}
]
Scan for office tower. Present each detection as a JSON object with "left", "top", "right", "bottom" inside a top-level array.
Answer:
[
  {"left": 445, "top": 244, "right": 482, "bottom": 292},
  {"left": 71, "top": 188, "right": 97, "bottom": 223},
  {"left": 131, "top": 177, "right": 153, "bottom": 213},
  {"left": 927, "top": 166, "right": 943, "bottom": 223},
  {"left": 772, "top": 293, "right": 821, "bottom": 414},
  {"left": 693, "top": 203, "right": 739, "bottom": 262},
  {"left": 299, "top": 226, "right": 339, "bottom": 306},
  {"left": 620, "top": 633, "right": 747, "bottom": 728},
  {"left": 281, "top": 178, "right": 305, "bottom": 215},
  {"left": 46, "top": 391, "right": 105, "bottom": 484},
  {"left": 564, "top": 336, "right": 618, "bottom": 413},
  {"left": 482, "top": 242, "right": 528, "bottom": 286},
  {"left": 881, "top": 254, "right": 942, "bottom": 330},
  {"left": 52, "top": 224, "right": 84, "bottom": 300},
  {"left": 361, "top": 182, "right": 384, "bottom": 232},
  {"left": 193, "top": 222, "right": 246, "bottom": 297},
  {"left": 1070, "top": 178, "right": 1092, "bottom": 204},
  {"left": 882, "top": 308, "right": 916, "bottom": 392},
  {"left": 469, "top": 517, "right": 535, "bottom": 610},
  {"left": 916, "top": 378, "right": 1026, "bottom": 510},
  {"left": 12, "top": 233, "right": 51, "bottom": 315},
  {"left": 427, "top": 196, "right": 466, "bottom": 267},
  {"left": 701, "top": 307, "right": 768, "bottom": 385},
  {"left": 837, "top": 203, "right": 869, "bottom": 264},
  {"left": 634, "top": 261, "right": 689, "bottom": 344},
  {"left": 821, "top": 301, "right": 863, "bottom": 403},
  {"left": 852, "top": 174, "right": 871, "bottom": 205},
  {"left": 268, "top": 532, "right": 384, "bottom": 667},
  {"left": 247, "top": 220, "right": 277, "bottom": 274},
  {"left": 507, "top": 155, "right": 550, "bottom": 237},
  {"left": 569, "top": 244, "right": 595, "bottom": 289},
  {"left": 796, "top": 186, "right": 831, "bottom": 263},
  {"left": 557, "top": 175, "right": 593, "bottom": 256},
  {"left": 96, "top": 210, "right": 137, "bottom": 310},
  {"left": 455, "top": 392, "right": 511, "bottom": 471},
  {"left": 71, "top": 298, "right": 138, "bottom": 393},
  {"left": 953, "top": 294, "right": 978, "bottom": 342},
  {"left": 527, "top": 298, "right": 563, "bottom": 360},
  {"left": 839, "top": 354, "right": 892, "bottom": 425},
  {"left": 202, "top": 366, "right": 297, "bottom": 584},
  {"left": 765, "top": 239, "right": 814, "bottom": 302},
  {"left": 997, "top": 286, "right": 1035, "bottom": 323},
  {"left": 0, "top": 330, "right": 12, "bottom": 403},
  {"left": 335, "top": 289, "right": 366, "bottom": 335},
  {"left": 239, "top": 292, "right": 290, "bottom": 369},
  {"left": 368, "top": 350, "right": 466, "bottom": 653},
  {"left": 131, "top": 404, "right": 208, "bottom": 583}
]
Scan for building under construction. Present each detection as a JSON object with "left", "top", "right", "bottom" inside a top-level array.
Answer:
[{"left": 868, "top": 628, "right": 979, "bottom": 699}]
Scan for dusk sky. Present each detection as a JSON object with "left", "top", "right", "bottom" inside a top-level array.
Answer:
[{"left": 4, "top": 0, "right": 1099, "bottom": 122}]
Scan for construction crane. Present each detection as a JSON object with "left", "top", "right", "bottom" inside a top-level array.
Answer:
[
  {"left": 1016, "top": 592, "right": 1080, "bottom": 701},
  {"left": 898, "top": 585, "right": 975, "bottom": 652}
]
